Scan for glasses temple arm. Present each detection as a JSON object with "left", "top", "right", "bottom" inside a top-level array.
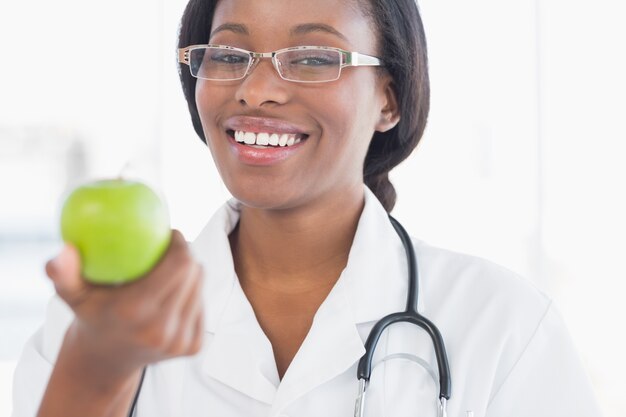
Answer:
[{"left": 345, "top": 52, "right": 382, "bottom": 67}]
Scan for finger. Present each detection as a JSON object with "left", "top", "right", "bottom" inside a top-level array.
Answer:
[
  {"left": 187, "top": 305, "right": 205, "bottom": 355},
  {"left": 157, "top": 261, "right": 201, "bottom": 325},
  {"left": 124, "top": 230, "right": 192, "bottom": 301},
  {"left": 165, "top": 271, "right": 204, "bottom": 356},
  {"left": 133, "top": 261, "right": 200, "bottom": 349},
  {"left": 45, "top": 245, "right": 91, "bottom": 308},
  {"left": 184, "top": 304, "right": 204, "bottom": 355}
]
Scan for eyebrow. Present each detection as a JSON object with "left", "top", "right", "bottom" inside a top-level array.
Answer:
[
  {"left": 210, "top": 23, "right": 249, "bottom": 39},
  {"left": 209, "top": 22, "right": 348, "bottom": 42},
  {"left": 290, "top": 23, "right": 349, "bottom": 42}
]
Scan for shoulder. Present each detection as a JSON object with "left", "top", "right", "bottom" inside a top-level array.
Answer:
[
  {"left": 405, "top": 238, "right": 600, "bottom": 415},
  {"left": 411, "top": 239, "right": 565, "bottom": 397},
  {"left": 413, "top": 237, "right": 551, "bottom": 319}
]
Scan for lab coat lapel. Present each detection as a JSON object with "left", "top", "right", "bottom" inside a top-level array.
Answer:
[
  {"left": 201, "top": 279, "right": 278, "bottom": 405},
  {"left": 192, "top": 200, "right": 278, "bottom": 405}
]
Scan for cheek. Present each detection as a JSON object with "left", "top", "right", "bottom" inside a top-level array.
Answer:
[
  {"left": 194, "top": 82, "right": 235, "bottom": 182},
  {"left": 195, "top": 81, "right": 231, "bottom": 148},
  {"left": 195, "top": 81, "right": 218, "bottom": 129},
  {"left": 315, "top": 77, "right": 379, "bottom": 157}
]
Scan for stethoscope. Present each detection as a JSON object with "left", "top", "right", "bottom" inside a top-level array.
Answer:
[
  {"left": 127, "top": 215, "right": 451, "bottom": 417},
  {"left": 354, "top": 215, "right": 451, "bottom": 417}
]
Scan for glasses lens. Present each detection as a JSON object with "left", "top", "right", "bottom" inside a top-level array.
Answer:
[
  {"left": 189, "top": 47, "right": 250, "bottom": 80},
  {"left": 276, "top": 48, "right": 341, "bottom": 82}
]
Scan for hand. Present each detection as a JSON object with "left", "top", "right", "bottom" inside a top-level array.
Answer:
[{"left": 45, "top": 230, "right": 204, "bottom": 378}]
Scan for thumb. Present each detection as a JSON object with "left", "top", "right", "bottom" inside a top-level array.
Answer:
[{"left": 46, "top": 244, "right": 90, "bottom": 306}]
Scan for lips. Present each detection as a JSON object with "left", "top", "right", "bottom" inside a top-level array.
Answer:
[{"left": 223, "top": 116, "right": 311, "bottom": 166}]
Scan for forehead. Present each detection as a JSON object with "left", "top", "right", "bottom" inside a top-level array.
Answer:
[{"left": 212, "top": 0, "right": 375, "bottom": 49}]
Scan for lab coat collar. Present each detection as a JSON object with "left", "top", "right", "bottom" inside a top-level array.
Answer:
[
  {"left": 190, "top": 198, "right": 240, "bottom": 333},
  {"left": 190, "top": 185, "right": 419, "bottom": 409},
  {"left": 342, "top": 186, "right": 421, "bottom": 323}
]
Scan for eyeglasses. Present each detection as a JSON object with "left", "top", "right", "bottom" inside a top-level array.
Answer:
[{"left": 177, "top": 44, "right": 383, "bottom": 83}]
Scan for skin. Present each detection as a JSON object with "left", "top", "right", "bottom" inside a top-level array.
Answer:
[
  {"left": 198, "top": 0, "right": 399, "bottom": 378},
  {"left": 36, "top": 1, "right": 400, "bottom": 415}
]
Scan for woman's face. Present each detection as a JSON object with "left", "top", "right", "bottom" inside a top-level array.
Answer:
[{"left": 195, "top": 0, "right": 397, "bottom": 211}]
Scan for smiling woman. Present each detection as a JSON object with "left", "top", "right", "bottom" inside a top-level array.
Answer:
[
  {"left": 10, "top": 0, "right": 605, "bottom": 417},
  {"left": 185, "top": 3, "right": 401, "bottom": 212}
]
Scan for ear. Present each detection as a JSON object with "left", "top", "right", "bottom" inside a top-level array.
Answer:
[{"left": 375, "top": 75, "right": 400, "bottom": 133}]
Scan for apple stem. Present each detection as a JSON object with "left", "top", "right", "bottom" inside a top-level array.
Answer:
[{"left": 118, "top": 160, "right": 132, "bottom": 180}]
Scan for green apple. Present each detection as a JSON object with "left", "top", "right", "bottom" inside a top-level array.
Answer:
[{"left": 60, "top": 179, "right": 171, "bottom": 285}]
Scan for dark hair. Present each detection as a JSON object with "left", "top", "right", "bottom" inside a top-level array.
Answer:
[{"left": 178, "top": 0, "right": 429, "bottom": 212}]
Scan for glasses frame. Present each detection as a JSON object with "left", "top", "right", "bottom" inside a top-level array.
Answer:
[{"left": 177, "top": 44, "right": 383, "bottom": 83}]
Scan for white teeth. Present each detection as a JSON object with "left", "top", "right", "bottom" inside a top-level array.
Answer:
[
  {"left": 244, "top": 132, "right": 256, "bottom": 145},
  {"left": 233, "top": 130, "right": 303, "bottom": 147},
  {"left": 256, "top": 132, "right": 270, "bottom": 145}
]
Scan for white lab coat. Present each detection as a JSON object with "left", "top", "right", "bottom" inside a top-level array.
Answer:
[{"left": 12, "top": 186, "right": 602, "bottom": 417}]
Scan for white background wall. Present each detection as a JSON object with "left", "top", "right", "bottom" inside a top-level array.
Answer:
[{"left": 0, "top": 0, "right": 624, "bottom": 416}]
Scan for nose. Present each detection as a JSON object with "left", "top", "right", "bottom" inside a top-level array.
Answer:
[{"left": 234, "top": 58, "right": 291, "bottom": 108}]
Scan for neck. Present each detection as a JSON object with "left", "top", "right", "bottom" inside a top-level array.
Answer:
[{"left": 230, "top": 185, "right": 365, "bottom": 292}]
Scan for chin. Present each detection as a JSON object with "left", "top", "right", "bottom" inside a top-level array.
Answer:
[
  {"left": 218, "top": 163, "right": 358, "bottom": 213},
  {"left": 224, "top": 177, "right": 311, "bottom": 212}
]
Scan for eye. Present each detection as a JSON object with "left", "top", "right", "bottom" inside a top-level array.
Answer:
[
  {"left": 288, "top": 49, "right": 341, "bottom": 66},
  {"left": 210, "top": 53, "right": 248, "bottom": 64},
  {"left": 292, "top": 55, "right": 335, "bottom": 66}
]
